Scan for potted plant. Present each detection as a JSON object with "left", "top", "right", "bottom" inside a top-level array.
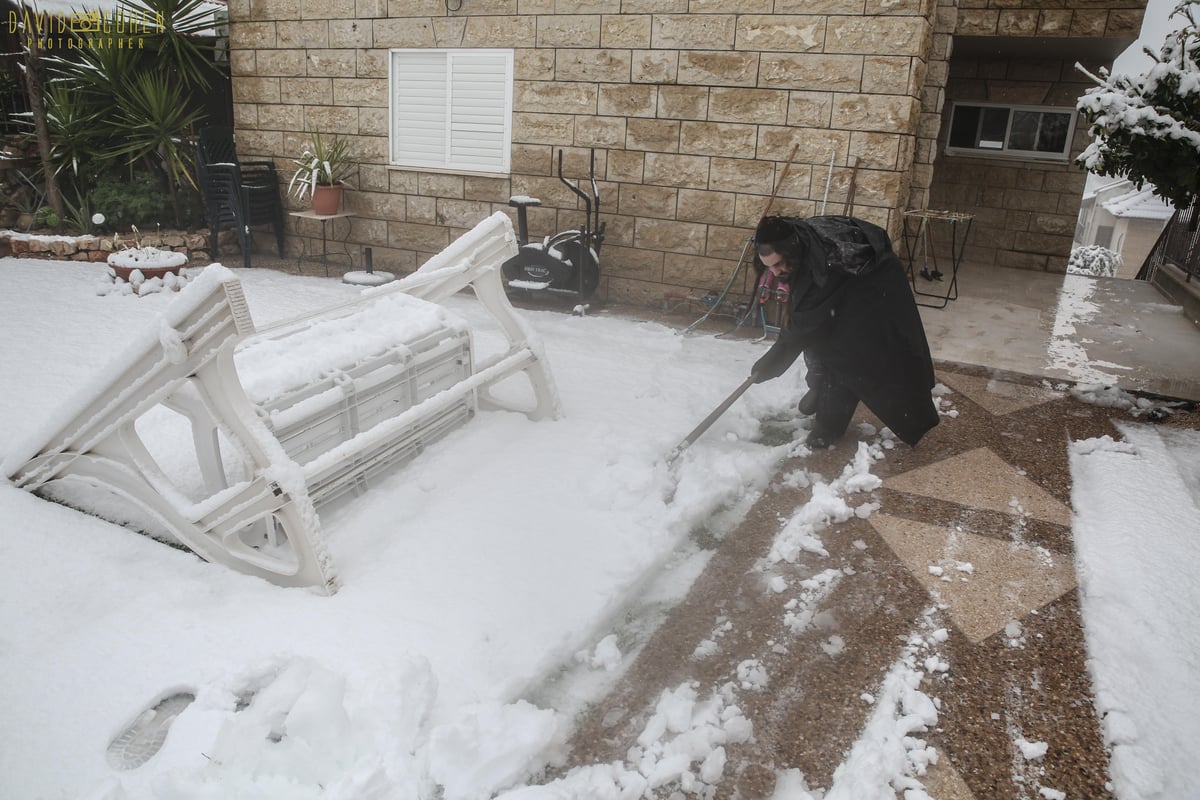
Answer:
[
  {"left": 105, "top": 223, "right": 189, "bottom": 294},
  {"left": 288, "top": 132, "right": 355, "bottom": 215}
]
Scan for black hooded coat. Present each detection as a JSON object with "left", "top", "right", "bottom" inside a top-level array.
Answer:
[{"left": 752, "top": 215, "right": 939, "bottom": 446}]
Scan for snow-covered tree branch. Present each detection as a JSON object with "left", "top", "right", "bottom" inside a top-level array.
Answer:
[{"left": 1076, "top": 1, "right": 1200, "bottom": 208}]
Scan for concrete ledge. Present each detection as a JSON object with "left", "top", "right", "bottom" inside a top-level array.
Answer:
[{"left": 1150, "top": 261, "right": 1200, "bottom": 329}]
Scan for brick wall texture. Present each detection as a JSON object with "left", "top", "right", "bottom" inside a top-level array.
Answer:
[{"left": 228, "top": 0, "right": 1146, "bottom": 303}]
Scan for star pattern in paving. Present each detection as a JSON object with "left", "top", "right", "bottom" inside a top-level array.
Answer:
[
  {"left": 939, "top": 371, "right": 1063, "bottom": 416},
  {"left": 881, "top": 446, "right": 1073, "bottom": 527},
  {"left": 870, "top": 512, "right": 1077, "bottom": 643}
]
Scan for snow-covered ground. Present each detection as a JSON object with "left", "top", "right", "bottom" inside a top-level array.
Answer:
[{"left": 0, "top": 256, "right": 1197, "bottom": 799}]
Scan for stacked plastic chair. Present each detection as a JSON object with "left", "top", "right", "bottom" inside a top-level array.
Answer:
[{"left": 196, "top": 126, "right": 286, "bottom": 269}]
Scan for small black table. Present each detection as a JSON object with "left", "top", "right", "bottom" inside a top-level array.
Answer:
[
  {"left": 901, "top": 209, "right": 974, "bottom": 309},
  {"left": 289, "top": 211, "right": 353, "bottom": 276}
]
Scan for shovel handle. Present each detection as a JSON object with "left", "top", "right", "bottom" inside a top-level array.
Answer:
[{"left": 666, "top": 376, "right": 757, "bottom": 465}]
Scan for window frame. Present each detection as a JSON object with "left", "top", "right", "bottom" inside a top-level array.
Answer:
[
  {"left": 388, "top": 48, "right": 514, "bottom": 175},
  {"left": 944, "top": 101, "right": 1077, "bottom": 162}
]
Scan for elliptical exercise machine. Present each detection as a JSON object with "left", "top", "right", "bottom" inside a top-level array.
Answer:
[{"left": 502, "top": 148, "right": 605, "bottom": 302}]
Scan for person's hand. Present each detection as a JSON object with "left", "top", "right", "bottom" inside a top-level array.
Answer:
[{"left": 751, "top": 348, "right": 787, "bottom": 383}]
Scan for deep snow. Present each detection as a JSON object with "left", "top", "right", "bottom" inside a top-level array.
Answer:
[{"left": 0, "top": 256, "right": 1197, "bottom": 800}]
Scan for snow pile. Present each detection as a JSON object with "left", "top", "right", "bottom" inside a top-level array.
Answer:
[
  {"left": 824, "top": 615, "right": 948, "bottom": 800},
  {"left": 234, "top": 289, "right": 465, "bottom": 403},
  {"left": 630, "top": 683, "right": 753, "bottom": 790},
  {"left": 932, "top": 383, "right": 959, "bottom": 420},
  {"left": 108, "top": 246, "right": 188, "bottom": 270},
  {"left": 1017, "top": 738, "right": 1050, "bottom": 761},
  {"left": 175, "top": 661, "right": 390, "bottom": 794},
  {"left": 494, "top": 681, "right": 753, "bottom": 799},
  {"left": 430, "top": 701, "right": 564, "bottom": 800},
  {"left": 691, "top": 620, "right": 735, "bottom": 660},
  {"left": 1070, "top": 423, "right": 1200, "bottom": 800},
  {"left": 768, "top": 441, "right": 884, "bottom": 564},
  {"left": 783, "top": 568, "right": 842, "bottom": 635},
  {"left": 578, "top": 634, "right": 624, "bottom": 672},
  {"left": 1070, "top": 383, "right": 1182, "bottom": 420}
]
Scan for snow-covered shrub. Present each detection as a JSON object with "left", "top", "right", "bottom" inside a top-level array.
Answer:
[
  {"left": 1075, "top": 2, "right": 1200, "bottom": 208},
  {"left": 1068, "top": 245, "right": 1122, "bottom": 277}
]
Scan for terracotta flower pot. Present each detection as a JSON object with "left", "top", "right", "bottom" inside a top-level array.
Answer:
[
  {"left": 311, "top": 184, "right": 344, "bottom": 215},
  {"left": 106, "top": 247, "right": 188, "bottom": 283}
]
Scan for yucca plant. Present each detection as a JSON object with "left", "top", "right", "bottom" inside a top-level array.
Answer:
[
  {"left": 288, "top": 131, "right": 356, "bottom": 200},
  {"left": 41, "top": 83, "right": 105, "bottom": 184},
  {"left": 107, "top": 71, "right": 203, "bottom": 191},
  {"left": 61, "top": 192, "right": 97, "bottom": 235},
  {"left": 22, "top": 0, "right": 218, "bottom": 229},
  {"left": 124, "top": 0, "right": 221, "bottom": 89}
]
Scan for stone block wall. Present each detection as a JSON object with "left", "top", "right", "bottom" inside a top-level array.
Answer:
[
  {"left": 908, "top": 0, "right": 955, "bottom": 214},
  {"left": 227, "top": 0, "right": 1146, "bottom": 301},
  {"left": 954, "top": 0, "right": 1144, "bottom": 41},
  {"left": 227, "top": 0, "right": 939, "bottom": 305}
]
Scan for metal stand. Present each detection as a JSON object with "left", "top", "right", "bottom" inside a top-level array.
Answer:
[
  {"left": 902, "top": 209, "right": 974, "bottom": 309},
  {"left": 289, "top": 211, "right": 353, "bottom": 276}
]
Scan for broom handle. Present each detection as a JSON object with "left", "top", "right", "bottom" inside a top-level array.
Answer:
[
  {"left": 684, "top": 143, "right": 801, "bottom": 333},
  {"left": 763, "top": 143, "right": 800, "bottom": 219},
  {"left": 843, "top": 156, "right": 861, "bottom": 216},
  {"left": 666, "top": 376, "right": 757, "bottom": 464}
]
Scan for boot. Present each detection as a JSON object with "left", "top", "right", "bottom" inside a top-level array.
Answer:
[
  {"left": 798, "top": 390, "right": 819, "bottom": 416},
  {"left": 805, "top": 429, "right": 835, "bottom": 449},
  {"left": 799, "top": 352, "right": 826, "bottom": 416}
]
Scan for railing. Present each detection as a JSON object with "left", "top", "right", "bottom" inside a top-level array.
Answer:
[{"left": 1140, "top": 196, "right": 1200, "bottom": 283}]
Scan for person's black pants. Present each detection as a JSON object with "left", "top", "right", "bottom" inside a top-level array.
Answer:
[{"left": 811, "top": 370, "right": 860, "bottom": 441}]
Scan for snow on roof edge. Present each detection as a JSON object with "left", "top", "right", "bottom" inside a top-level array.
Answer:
[{"left": 1100, "top": 187, "right": 1175, "bottom": 220}]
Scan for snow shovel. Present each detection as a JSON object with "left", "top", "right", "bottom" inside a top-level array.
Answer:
[{"left": 665, "top": 375, "right": 757, "bottom": 466}]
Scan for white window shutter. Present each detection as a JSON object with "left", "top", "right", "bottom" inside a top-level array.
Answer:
[
  {"left": 391, "top": 49, "right": 512, "bottom": 173},
  {"left": 391, "top": 51, "right": 448, "bottom": 168},
  {"left": 448, "top": 52, "right": 511, "bottom": 171}
]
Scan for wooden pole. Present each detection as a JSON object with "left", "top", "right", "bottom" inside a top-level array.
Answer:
[
  {"left": 842, "top": 156, "right": 861, "bottom": 217},
  {"left": 763, "top": 143, "right": 801, "bottom": 218}
]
